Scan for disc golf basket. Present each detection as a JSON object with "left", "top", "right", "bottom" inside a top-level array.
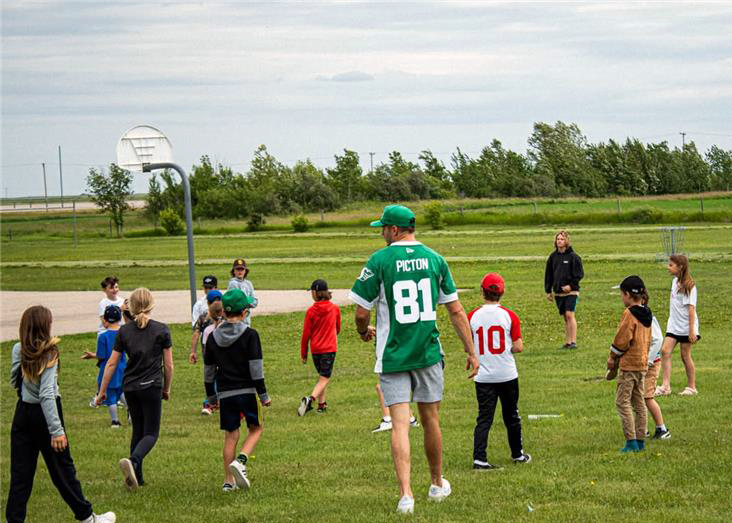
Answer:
[{"left": 658, "top": 226, "right": 686, "bottom": 260}]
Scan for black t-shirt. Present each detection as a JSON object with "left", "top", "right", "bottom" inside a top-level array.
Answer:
[{"left": 113, "top": 319, "right": 172, "bottom": 392}]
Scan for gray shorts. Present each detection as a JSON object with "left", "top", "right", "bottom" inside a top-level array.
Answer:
[{"left": 380, "top": 361, "right": 444, "bottom": 407}]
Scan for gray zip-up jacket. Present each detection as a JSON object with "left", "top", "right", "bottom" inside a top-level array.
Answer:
[{"left": 10, "top": 343, "right": 64, "bottom": 437}]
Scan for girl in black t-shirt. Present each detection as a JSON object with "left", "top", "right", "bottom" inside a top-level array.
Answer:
[{"left": 98, "top": 287, "right": 174, "bottom": 491}]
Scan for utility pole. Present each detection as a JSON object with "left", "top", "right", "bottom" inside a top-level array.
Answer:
[
  {"left": 42, "top": 163, "right": 49, "bottom": 211},
  {"left": 680, "top": 131, "right": 686, "bottom": 150},
  {"left": 369, "top": 152, "right": 375, "bottom": 174},
  {"left": 58, "top": 145, "right": 64, "bottom": 208}
]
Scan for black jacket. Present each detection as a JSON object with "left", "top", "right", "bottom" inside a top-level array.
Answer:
[
  {"left": 204, "top": 321, "right": 268, "bottom": 402},
  {"left": 544, "top": 246, "right": 584, "bottom": 294}
]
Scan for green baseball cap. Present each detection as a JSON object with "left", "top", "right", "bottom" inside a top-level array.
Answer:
[
  {"left": 370, "top": 205, "right": 416, "bottom": 228},
  {"left": 222, "top": 289, "right": 254, "bottom": 313}
]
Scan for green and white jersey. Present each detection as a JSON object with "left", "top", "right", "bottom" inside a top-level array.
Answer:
[{"left": 349, "top": 241, "right": 458, "bottom": 374}]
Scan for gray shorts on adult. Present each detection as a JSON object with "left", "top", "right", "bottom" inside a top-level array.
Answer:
[{"left": 380, "top": 361, "right": 444, "bottom": 407}]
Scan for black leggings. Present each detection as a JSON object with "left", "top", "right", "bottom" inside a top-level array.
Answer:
[
  {"left": 125, "top": 386, "right": 162, "bottom": 485},
  {"left": 6, "top": 399, "right": 93, "bottom": 523}
]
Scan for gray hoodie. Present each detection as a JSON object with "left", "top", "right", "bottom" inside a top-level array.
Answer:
[{"left": 10, "top": 343, "right": 64, "bottom": 437}]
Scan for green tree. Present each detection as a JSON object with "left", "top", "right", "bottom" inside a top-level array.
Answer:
[
  {"left": 144, "top": 174, "right": 165, "bottom": 228},
  {"left": 326, "top": 149, "right": 363, "bottom": 202},
  {"left": 706, "top": 145, "right": 732, "bottom": 191},
  {"left": 528, "top": 121, "right": 605, "bottom": 196},
  {"left": 86, "top": 163, "right": 134, "bottom": 237}
]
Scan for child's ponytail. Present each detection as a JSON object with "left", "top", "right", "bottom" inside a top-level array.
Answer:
[{"left": 129, "top": 287, "right": 155, "bottom": 329}]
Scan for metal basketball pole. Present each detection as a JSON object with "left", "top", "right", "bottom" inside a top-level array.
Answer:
[{"left": 143, "top": 162, "right": 197, "bottom": 309}]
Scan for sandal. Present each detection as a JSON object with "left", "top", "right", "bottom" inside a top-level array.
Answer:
[
  {"left": 654, "top": 386, "right": 671, "bottom": 396},
  {"left": 678, "top": 387, "right": 698, "bottom": 396}
]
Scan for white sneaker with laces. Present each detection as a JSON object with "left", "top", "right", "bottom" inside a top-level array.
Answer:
[
  {"left": 409, "top": 416, "right": 420, "bottom": 428},
  {"left": 396, "top": 495, "right": 415, "bottom": 514},
  {"left": 427, "top": 477, "right": 451, "bottom": 502},
  {"left": 81, "top": 512, "right": 116, "bottom": 523},
  {"left": 229, "top": 459, "right": 251, "bottom": 489},
  {"left": 372, "top": 418, "right": 393, "bottom": 433}
]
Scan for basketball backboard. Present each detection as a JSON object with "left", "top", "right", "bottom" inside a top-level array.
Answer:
[{"left": 116, "top": 125, "right": 173, "bottom": 171}]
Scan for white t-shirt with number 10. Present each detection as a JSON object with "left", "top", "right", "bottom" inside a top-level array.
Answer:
[{"left": 468, "top": 303, "right": 522, "bottom": 384}]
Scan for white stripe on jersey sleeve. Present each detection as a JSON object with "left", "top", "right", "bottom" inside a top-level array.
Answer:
[
  {"left": 348, "top": 290, "right": 376, "bottom": 310},
  {"left": 438, "top": 291, "right": 459, "bottom": 304}
]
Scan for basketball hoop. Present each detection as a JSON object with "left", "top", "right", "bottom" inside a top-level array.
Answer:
[{"left": 116, "top": 125, "right": 173, "bottom": 171}]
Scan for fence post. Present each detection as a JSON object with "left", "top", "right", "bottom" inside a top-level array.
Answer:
[
  {"left": 109, "top": 219, "right": 113, "bottom": 237},
  {"left": 73, "top": 201, "right": 78, "bottom": 247},
  {"left": 532, "top": 201, "right": 538, "bottom": 215},
  {"left": 700, "top": 195, "right": 704, "bottom": 217},
  {"left": 616, "top": 198, "right": 621, "bottom": 215}
]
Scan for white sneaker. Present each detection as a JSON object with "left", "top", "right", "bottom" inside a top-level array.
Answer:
[
  {"left": 81, "top": 512, "right": 116, "bottom": 523},
  {"left": 409, "top": 416, "right": 420, "bottom": 428},
  {"left": 229, "top": 459, "right": 251, "bottom": 490},
  {"left": 89, "top": 396, "right": 98, "bottom": 408},
  {"left": 396, "top": 495, "right": 415, "bottom": 514},
  {"left": 372, "top": 418, "right": 393, "bottom": 433},
  {"left": 427, "top": 477, "right": 451, "bottom": 502}
]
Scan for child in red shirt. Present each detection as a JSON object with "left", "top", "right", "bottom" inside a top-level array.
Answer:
[{"left": 298, "top": 279, "right": 341, "bottom": 416}]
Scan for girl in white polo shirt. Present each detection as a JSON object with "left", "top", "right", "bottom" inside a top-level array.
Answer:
[{"left": 656, "top": 255, "right": 700, "bottom": 396}]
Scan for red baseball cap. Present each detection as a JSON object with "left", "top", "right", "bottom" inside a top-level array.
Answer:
[{"left": 481, "top": 272, "right": 505, "bottom": 294}]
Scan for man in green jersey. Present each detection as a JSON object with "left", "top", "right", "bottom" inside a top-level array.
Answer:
[{"left": 349, "top": 204, "right": 478, "bottom": 514}]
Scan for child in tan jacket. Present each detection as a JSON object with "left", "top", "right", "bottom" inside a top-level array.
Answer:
[{"left": 606, "top": 276, "right": 652, "bottom": 453}]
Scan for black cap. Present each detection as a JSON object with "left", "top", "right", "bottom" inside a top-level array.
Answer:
[
  {"left": 620, "top": 275, "right": 646, "bottom": 294},
  {"left": 202, "top": 275, "right": 217, "bottom": 288},
  {"left": 310, "top": 279, "right": 328, "bottom": 292},
  {"left": 103, "top": 305, "right": 122, "bottom": 323}
]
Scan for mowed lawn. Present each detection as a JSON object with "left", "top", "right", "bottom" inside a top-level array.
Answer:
[{"left": 1, "top": 225, "right": 731, "bottom": 522}]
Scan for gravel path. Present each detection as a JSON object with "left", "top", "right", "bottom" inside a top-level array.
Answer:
[{"left": 0, "top": 289, "right": 352, "bottom": 342}]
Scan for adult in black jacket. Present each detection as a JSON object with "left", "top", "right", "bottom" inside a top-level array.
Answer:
[
  {"left": 544, "top": 230, "right": 584, "bottom": 349},
  {"left": 204, "top": 289, "right": 270, "bottom": 492}
]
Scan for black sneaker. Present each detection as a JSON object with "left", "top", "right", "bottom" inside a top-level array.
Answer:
[
  {"left": 513, "top": 453, "right": 532, "bottom": 464},
  {"left": 652, "top": 427, "right": 671, "bottom": 440},
  {"left": 560, "top": 343, "right": 572, "bottom": 349},
  {"left": 317, "top": 402, "right": 327, "bottom": 413},
  {"left": 297, "top": 396, "right": 313, "bottom": 416},
  {"left": 569, "top": 342, "right": 577, "bottom": 349},
  {"left": 110, "top": 420, "right": 122, "bottom": 429},
  {"left": 473, "top": 461, "right": 499, "bottom": 470}
]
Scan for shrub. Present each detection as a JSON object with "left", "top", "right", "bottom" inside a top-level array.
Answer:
[
  {"left": 424, "top": 202, "right": 444, "bottom": 230},
  {"left": 160, "top": 208, "right": 185, "bottom": 236},
  {"left": 291, "top": 214, "right": 309, "bottom": 232},
  {"left": 247, "top": 213, "right": 265, "bottom": 232}
]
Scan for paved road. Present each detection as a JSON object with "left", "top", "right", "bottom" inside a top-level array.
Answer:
[{"left": 0, "top": 289, "right": 352, "bottom": 342}]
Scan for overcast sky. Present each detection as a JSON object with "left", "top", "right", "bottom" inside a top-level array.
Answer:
[{"left": 2, "top": 1, "right": 731, "bottom": 197}]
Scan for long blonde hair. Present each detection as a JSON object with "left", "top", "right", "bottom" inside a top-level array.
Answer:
[
  {"left": 670, "top": 254, "right": 695, "bottom": 295},
  {"left": 129, "top": 287, "right": 155, "bottom": 328},
  {"left": 19, "top": 305, "right": 60, "bottom": 383}
]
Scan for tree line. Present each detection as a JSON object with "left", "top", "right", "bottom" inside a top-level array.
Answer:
[{"left": 87, "top": 121, "right": 732, "bottom": 232}]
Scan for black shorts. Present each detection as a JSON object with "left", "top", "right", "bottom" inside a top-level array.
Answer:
[
  {"left": 665, "top": 332, "right": 701, "bottom": 344},
  {"left": 554, "top": 295, "right": 578, "bottom": 315},
  {"left": 219, "top": 393, "right": 262, "bottom": 431},
  {"left": 312, "top": 352, "right": 336, "bottom": 378}
]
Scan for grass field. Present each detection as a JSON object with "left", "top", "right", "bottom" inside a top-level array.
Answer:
[{"left": 1, "top": 216, "right": 731, "bottom": 521}]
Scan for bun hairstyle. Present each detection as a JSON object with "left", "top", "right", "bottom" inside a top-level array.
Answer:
[
  {"left": 669, "top": 254, "right": 695, "bottom": 295},
  {"left": 19, "top": 305, "right": 60, "bottom": 383},
  {"left": 129, "top": 287, "right": 155, "bottom": 329},
  {"left": 314, "top": 290, "right": 333, "bottom": 301},
  {"left": 554, "top": 230, "right": 570, "bottom": 249}
]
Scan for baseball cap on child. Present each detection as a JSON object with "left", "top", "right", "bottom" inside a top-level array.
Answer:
[
  {"left": 232, "top": 258, "right": 247, "bottom": 269},
  {"left": 370, "top": 205, "right": 416, "bottom": 228},
  {"left": 222, "top": 289, "right": 254, "bottom": 313},
  {"left": 103, "top": 305, "right": 122, "bottom": 323},
  {"left": 310, "top": 279, "right": 329, "bottom": 291},
  {"left": 206, "top": 290, "right": 223, "bottom": 303},
  {"left": 202, "top": 275, "right": 217, "bottom": 288},
  {"left": 481, "top": 273, "right": 505, "bottom": 294},
  {"left": 619, "top": 275, "right": 646, "bottom": 294}
]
